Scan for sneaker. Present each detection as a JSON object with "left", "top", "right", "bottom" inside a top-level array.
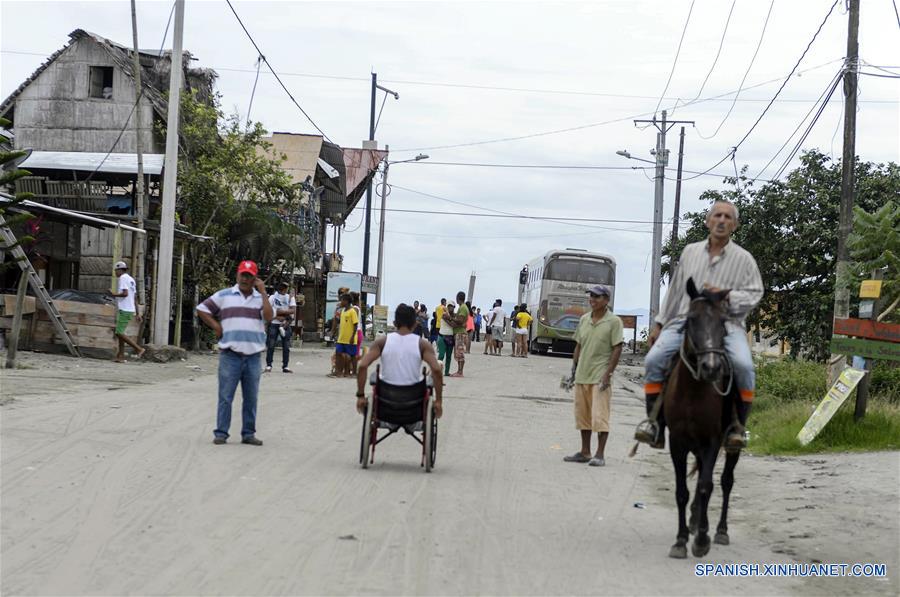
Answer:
[
  {"left": 264, "top": 366, "right": 272, "bottom": 373},
  {"left": 563, "top": 452, "right": 591, "bottom": 463},
  {"left": 588, "top": 457, "right": 606, "bottom": 467},
  {"left": 241, "top": 436, "right": 263, "bottom": 446},
  {"left": 213, "top": 437, "right": 227, "bottom": 445},
  {"left": 282, "top": 367, "right": 293, "bottom": 373}
]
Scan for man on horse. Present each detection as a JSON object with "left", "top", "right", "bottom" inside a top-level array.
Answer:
[{"left": 636, "top": 200, "right": 763, "bottom": 450}]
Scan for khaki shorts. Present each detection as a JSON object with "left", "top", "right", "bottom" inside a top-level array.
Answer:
[{"left": 574, "top": 383, "right": 611, "bottom": 432}]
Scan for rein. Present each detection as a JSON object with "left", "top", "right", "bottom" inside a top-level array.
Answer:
[{"left": 679, "top": 316, "right": 734, "bottom": 398}]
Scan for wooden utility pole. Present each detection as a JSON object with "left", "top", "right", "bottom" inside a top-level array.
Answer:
[
  {"left": 5, "top": 271, "right": 28, "bottom": 369},
  {"left": 153, "top": 0, "right": 185, "bottom": 345},
  {"left": 670, "top": 125, "right": 686, "bottom": 272},
  {"left": 830, "top": 0, "right": 860, "bottom": 382},
  {"left": 130, "top": 0, "right": 146, "bottom": 312}
]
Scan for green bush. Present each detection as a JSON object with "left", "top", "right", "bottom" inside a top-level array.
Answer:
[
  {"left": 753, "top": 358, "right": 826, "bottom": 412},
  {"left": 870, "top": 362, "right": 900, "bottom": 403}
]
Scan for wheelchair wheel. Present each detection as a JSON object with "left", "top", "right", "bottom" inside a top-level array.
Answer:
[
  {"left": 360, "top": 397, "right": 374, "bottom": 469},
  {"left": 423, "top": 396, "right": 435, "bottom": 473}
]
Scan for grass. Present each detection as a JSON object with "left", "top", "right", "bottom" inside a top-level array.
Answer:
[{"left": 747, "top": 358, "right": 900, "bottom": 455}]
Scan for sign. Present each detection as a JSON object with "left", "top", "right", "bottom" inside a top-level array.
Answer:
[
  {"left": 858, "top": 300, "right": 874, "bottom": 319},
  {"left": 797, "top": 367, "right": 867, "bottom": 446},
  {"left": 859, "top": 280, "right": 883, "bottom": 299},
  {"left": 324, "top": 272, "right": 361, "bottom": 338},
  {"left": 833, "top": 318, "right": 900, "bottom": 343},
  {"left": 830, "top": 337, "right": 900, "bottom": 362},
  {"left": 373, "top": 305, "right": 388, "bottom": 335},
  {"left": 619, "top": 315, "right": 638, "bottom": 330},
  {"left": 361, "top": 275, "right": 378, "bottom": 294}
]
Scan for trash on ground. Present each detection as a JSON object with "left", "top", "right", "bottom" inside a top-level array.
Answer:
[
  {"left": 338, "top": 534, "right": 358, "bottom": 541},
  {"left": 633, "top": 502, "right": 645, "bottom": 509}
]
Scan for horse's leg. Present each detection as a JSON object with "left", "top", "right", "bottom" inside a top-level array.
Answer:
[
  {"left": 691, "top": 445, "right": 718, "bottom": 558},
  {"left": 715, "top": 450, "right": 740, "bottom": 545},
  {"left": 668, "top": 441, "right": 690, "bottom": 559},
  {"left": 689, "top": 467, "right": 701, "bottom": 535}
]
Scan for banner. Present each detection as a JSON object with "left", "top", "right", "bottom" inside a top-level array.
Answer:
[{"left": 796, "top": 367, "right": 867, "bottom": 446}]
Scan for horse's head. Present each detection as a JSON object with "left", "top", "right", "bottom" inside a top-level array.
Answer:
[{"left": 684, "top": 277, "right": 731, "bottom": 382}]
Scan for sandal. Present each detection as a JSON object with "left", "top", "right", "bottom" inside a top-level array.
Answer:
[{"left": 563, "top": 452, "right": 590, "bottom": 463}]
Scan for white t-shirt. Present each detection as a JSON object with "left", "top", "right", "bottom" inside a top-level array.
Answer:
[
  {"left": 269, "top": 292, "right": 297, "bottom": 323},
  {"left": 490, "top": 306, "right": 507, "bottom": 329},
  {"left": 116, "top": 273, "right": 137, "bottom": 313}
]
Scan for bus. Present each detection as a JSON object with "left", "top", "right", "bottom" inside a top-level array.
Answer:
[{"left": 520, "top": 249, "right": 616, "bottom": 354}]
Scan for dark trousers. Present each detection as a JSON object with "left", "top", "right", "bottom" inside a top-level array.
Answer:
[
  {"left": 474, "top": 328, "right": 481, "bottom": 342},
  {"left": 265, "top": 322, "right": 291, "bottom": 369}
]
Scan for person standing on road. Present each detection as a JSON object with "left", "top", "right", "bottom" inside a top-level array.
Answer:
[
  {"left": 465, "top": 301, "right": 474, "bottom": 354},
  {"left": 563, "top": 285, "right": 623, "bottom": 467},
  {"left": 331, "top": 293, "right": 358, "bottom": 378},
  {"left": 474, "top": 308, "right": 483, "bottom": 343},
  {"left": 635, "top": 200, "right": 763, "bottom": 450},
  {"left": 509, "top": 305, "right": 520, "bottom": 356},
  {"left": 448, "top": 291, "right": 469, "bottom": 377},
  {"left": 437, "top": 301, "right": 455, "bottom": 377},
  {"left": 514, "top": 303, "right": 532, "bottom": 358},
  {"left": 197, "top": 260, "right": 274, "bottom": 446},
  {"left": 265, "top": 281, "right": 296, "bottom": 373},
  {"left": 108, "top": 261, "right": 145, "bottom": 363},
  {"left": 490, "top": 299, "right": 507, "bottom": 356}
]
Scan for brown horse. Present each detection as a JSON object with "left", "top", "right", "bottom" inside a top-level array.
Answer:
[{"left": 665, "top": 277, "right": 741, "bottom": 559}]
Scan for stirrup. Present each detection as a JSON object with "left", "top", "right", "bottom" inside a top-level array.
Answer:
[
  {"left": 724, "top": 424, "right": 747, "bottom": 452},
  {"left": 634, "top": 419, "right": 659, "bottom": 444}
]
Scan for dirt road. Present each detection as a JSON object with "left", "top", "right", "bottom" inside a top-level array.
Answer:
[{"left": 2, "top": 347, "right": 897, "bottom": 595}]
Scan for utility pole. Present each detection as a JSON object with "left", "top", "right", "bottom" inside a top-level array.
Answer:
[
  {"left": 152, "top": 0, "right": 185, "bottom": 346},
  {"left": 633, "top": 111, "right": 693, "bottom": 323},
  {"left": 130, "top": 0, "right": 146, "bottom": 313},
  {"left": 374, "top": 146, "right": 390, "bottom": 306},
  {"left": 830, "top": 0, "right": 860, "bottom": 381},
  {"left": 671, "top": 126, "right": 686, "bottom": 248},
  {"left": 361, "top": 73, "right": 398, "bottom": 314}
]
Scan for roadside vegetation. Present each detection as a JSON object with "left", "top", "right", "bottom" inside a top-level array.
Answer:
[{"left": 748, "top": 358, "right": 900, "bottom": 455}]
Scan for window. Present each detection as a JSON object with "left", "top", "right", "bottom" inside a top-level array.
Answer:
[
  {"left": 544, "top": 259, "right": 614, "bottom": 285},
  {"left": 89, "top": 66, "right": 114, "bottom": 99}
]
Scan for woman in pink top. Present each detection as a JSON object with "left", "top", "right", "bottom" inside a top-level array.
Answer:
[{"left": 465, "top": 301, "right": 475, "bottom": 353}]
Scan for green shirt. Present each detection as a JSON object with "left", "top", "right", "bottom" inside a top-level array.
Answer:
[
  {"left": 573, "top": 309, "right": 624, "bottom": 384},
  {"left": 453, "top": 304, "right": 469, "bottom": 335}
]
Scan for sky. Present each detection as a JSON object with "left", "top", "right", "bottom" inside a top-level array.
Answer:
[{"left": 2, "top": 0, "right": 898, "bottom": 322}]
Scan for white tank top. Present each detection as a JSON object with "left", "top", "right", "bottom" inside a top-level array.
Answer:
[{"left": 380, "top": 332, "right": 424, "bottom": 385}]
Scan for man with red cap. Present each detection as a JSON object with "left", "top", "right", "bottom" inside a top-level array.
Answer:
[{"left": 197, "top": 260, "right": 274, "bottom": 445}]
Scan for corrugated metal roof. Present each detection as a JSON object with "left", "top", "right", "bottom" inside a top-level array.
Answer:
[{"left": 21, "top": 151, "right": 165, "bottom": 175}]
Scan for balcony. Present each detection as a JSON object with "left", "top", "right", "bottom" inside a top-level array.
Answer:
[{"left": 15, "top": 176, "right": 108, "bottom": 213}]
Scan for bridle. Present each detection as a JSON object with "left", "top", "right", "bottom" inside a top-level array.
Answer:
[{"left": 679, "top": 298, "right": 733, "bottom": 397}]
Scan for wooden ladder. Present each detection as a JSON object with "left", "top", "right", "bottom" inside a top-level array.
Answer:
[{"left": 0, "top": 214, "right": 81, "bottom": 357}]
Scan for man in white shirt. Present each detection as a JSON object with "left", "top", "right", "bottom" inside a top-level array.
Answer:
[
  {"left": 107, "top": 261, "right": 144, "bottom": 363},
  {"left": 490, "top": 299, "right": 508, "bottom": 355},
  {"left": 265, "top": 281, "right": 297, "bottom": 373}
]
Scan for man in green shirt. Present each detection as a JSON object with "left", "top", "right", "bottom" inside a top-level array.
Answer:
[
  {"left": 563, "top": 285, "right": 624, "bottom": 467},
  {"left": 446, "top": 290, "right": 469, "bottom": 377}
]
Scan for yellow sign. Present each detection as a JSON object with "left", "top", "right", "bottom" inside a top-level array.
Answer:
[
  {"left": 796, "top": 367, "right": 866, "bottom": 446},
  {"left": 859, "top": 280, "right": 883, "bottom": 299}
]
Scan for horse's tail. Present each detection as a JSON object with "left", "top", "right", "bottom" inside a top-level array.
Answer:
[{"left": 688, "top": 448, "right": 722, "bottom": 478}]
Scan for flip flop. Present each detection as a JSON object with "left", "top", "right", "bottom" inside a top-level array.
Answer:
[{"left": 563, "top": 452, "right": 590, "bottom": 463}]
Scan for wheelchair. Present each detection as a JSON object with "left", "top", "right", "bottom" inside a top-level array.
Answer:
[{"left": 359, "top": 366, "right": 438, "bottom": 472}]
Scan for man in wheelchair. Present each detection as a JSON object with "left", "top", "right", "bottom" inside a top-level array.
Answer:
[{"left": 356, "top": 304, "right": 444, "bottom": 426}]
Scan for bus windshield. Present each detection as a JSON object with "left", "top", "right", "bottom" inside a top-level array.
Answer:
[{"left": 544, "top": 259, "right": 614, "bottom": 285}]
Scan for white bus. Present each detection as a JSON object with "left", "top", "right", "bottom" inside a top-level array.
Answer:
[{"left": 521, "top": 249, "right": 616, "bottom": 354}]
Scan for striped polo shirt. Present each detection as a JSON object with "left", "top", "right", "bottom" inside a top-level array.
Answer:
[
  {"left": 198, "top": 285, "right": 266, "bottom": 355},
  {"left": 657, "top": 239, "right": 764, "bottom": 329}
]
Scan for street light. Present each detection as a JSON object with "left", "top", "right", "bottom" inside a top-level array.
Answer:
[
  {"left": 374, "top": 149, "right": 429, "bottom": 305},
  {"left": 616, "top": 149, "right": 654, "bottom": 165}
]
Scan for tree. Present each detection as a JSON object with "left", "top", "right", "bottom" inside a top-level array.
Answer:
[
  {"left": 160, "top": 91, "right": 307, "bottom": 297},
  {"left": 0, "top": 116, "right": 35, "bottom": 272},
  {"left": 662, "top": 150, "right": 900, "bottom": 361},
  {"left": 844, "top": 200, "right": 899, "bottom": 322}
]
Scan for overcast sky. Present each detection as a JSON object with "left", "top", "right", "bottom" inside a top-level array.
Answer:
[{"left": 2, "top": 0, "right": 898, "bottom": 319}]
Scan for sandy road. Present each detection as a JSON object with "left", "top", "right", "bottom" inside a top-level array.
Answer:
[{"left": 1, "top": 346, "right": 897, "bottom": 595}]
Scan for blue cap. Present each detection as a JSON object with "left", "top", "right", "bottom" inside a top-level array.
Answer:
[{"left": 586, "top": 285, "right": 610, "bottom": 297}]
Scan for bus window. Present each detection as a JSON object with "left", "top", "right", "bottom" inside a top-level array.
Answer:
[{"left": 544, "top": 259, "right": 614, "bottom": 285}]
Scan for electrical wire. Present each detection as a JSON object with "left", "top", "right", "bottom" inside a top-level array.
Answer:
[
  {"left": 654, "top": 0, "right": 696, "bottom": 116},
  {"left": 225, "top": 0, "right": 337, "bottom": 145},
  {"left": 373, "top": 91, "right": 389, "bottom": 134},
  {"left": 378, "top": 205, "right": 689, "bottom": 225},
  {"left": 695, "top": 0, "right": 775, "bottom": 140},
  {"left": 684, "top": 0, "right": 737, "bottom": 105},
  {"left": 245, "top": 55, "right": 263, "bottom": 125},
  {"left": 893, "top": 0, "right": 900, "bottom": 30},
  {"left": 393, "top": 59, "right": 844, "bottom": 152},
  {"left": 684, "top": 0, "right": 841, "bottom": 181}
]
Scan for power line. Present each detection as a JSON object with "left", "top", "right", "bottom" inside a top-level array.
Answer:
[
  {"left": 684, "top": 0, "right": 841, "bottom": 181},
  {"left": 684, "top": 0, "right": 737, "bottom": 106},
  {"left": 392, "top": 60, "right": 844, "bottom": 152},
  {"left": 224, "top": 0, "right": 336, "bottom": 145},
  {"left": 654, "top": 0, "right": 696, "bottom": 116},
  {"left": 695, "top": 0, "right": 775, "bottom": 140},
  {"left": 403, "top": 159, "right": 749, "bottom": 180},
  {"left": 379, "top": 205, "right": 689, "bottom": 224},
  {"left": 893, "top": 0, "right": 900, "bottom": 30}
]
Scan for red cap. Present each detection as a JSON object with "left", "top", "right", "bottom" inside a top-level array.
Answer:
[{"left": 236, "top": 260, "right": 258, "bottom": 276}]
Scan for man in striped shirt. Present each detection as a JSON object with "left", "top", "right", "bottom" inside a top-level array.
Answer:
[
  {"left": 197, "top": 260, "right": 274, "bottom": 446},
  {"left": 636, "top": 201, "right": 763, "bottom": 450}
]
